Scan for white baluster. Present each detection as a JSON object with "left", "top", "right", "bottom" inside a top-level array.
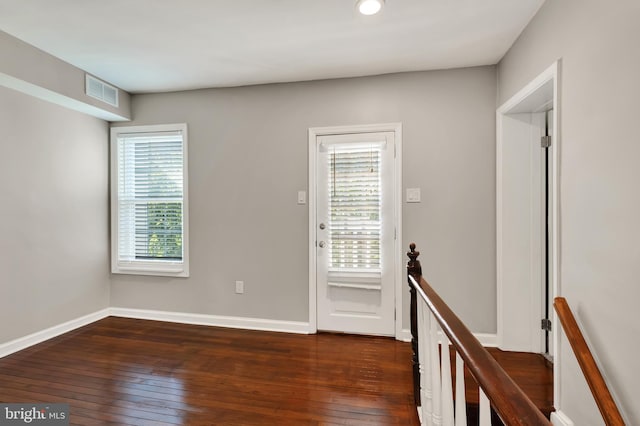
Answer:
[
  {"left": 440, "top": 336, "right": 455, "bottom": 426},
  {"left": 416, "top": 298, "right": 424, "bottom": 424},
  {"left": 429, "top": 315, "right": 442, "bottom": 425},
  {"left": 479, "top": 389, "right": 491, "bottom": 426},
  {"left": 455, "top": 352, "right": 467, "bottom": 426},
  {"left": 418, "top": 298, "right": 433, "bottom": 424}
]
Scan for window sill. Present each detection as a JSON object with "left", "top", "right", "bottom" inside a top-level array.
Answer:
[{"left": 112, "top": 262, "right": 189, "bottom": 278}]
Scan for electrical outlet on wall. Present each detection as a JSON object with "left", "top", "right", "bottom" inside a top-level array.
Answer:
[{"left": 235, "top": 281, "right": 244, "bottom": 294}]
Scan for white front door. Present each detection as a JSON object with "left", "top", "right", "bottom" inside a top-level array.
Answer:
[{"left": 315, "top": 131, "right": 395, "bottom": 336}]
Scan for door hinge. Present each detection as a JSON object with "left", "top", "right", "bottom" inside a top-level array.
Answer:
[
  {"left": 541, "top": 135, "right": 552, "bottom": 148},
  {"left": 541, "top": 318, "right": 552, "bottom": 331}
]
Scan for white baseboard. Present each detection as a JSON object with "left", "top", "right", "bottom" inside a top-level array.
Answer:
[
  {"left": 0, "top": 308, "right": 110, "bottom": 359},
  {"left": 109, "top": 307, "right": 312, "bottom": 334},
  {"left": 474, "top": 333, "right": 498, "bottom": 347},
  {"left": 398, "top": 328, "right": 412, "bottom": 342},
  {"left": 399, "top": 329, "right": 498, "bottom": 347},
  {"left": 0, "top": 308, "right": 495, "bottom": 359},
  {"left": 551, "top": 410, "right": 574, "bottom": 426}
]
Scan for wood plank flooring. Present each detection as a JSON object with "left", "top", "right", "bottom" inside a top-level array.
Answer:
[
  {"left": 483, "top": 347, "right": 553, "bottom": 419},
  {"left": 450, "top": 347, "right": 554, "bottom": 423},
  {"left": 0, "top": 317, "right": 419, "bottom": 425}
]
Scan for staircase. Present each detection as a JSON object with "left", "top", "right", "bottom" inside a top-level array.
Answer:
[
  {"left": 457, "top": 347, "right": 553, "bottom": 424},
  {"left": 407, "top": 243, "right": 624, "bottom": 425}
]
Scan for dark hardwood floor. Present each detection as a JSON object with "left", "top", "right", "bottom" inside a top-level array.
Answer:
[
  {"left": 0, "top": 317, "right": 419, "bottom": 425},
  {"left": 0, "top": 318, "right": 553, "bottom": 425},
  {"left": 450, "top": 347, "right": 554, "bottom": 423},
  {"left": 483, "top": 347, "right": 553, "bottom": 419}
]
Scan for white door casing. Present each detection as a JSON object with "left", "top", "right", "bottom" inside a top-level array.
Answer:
[{"left": 308, "top": 123, "right": 403, "bottom": 338}]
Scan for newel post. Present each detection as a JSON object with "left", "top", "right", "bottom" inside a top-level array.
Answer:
[{"left": 407, "top": 243, "right": 422, "bottom": 406}]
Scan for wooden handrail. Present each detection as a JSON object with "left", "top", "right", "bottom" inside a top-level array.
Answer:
[
  {"left": 407, "top": 244, "right": 550, "bottom": 425},
  {"left": 554, "top": 297, "right": 625, "bottom": 426},
  {"left": 409, "top": 274, "right": 551, "bottom": 425}
]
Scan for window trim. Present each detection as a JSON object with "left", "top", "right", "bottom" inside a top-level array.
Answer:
[{"left": 110, "top": 123, "right": 189, "bottom": 277}]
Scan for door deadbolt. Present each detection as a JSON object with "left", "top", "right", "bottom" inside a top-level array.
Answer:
[{"left": 319, "top": 223, "right": 326, "bottom": 230}]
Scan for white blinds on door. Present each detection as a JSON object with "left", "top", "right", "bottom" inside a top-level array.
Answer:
[{"left": 327, "top": 145, "right": 382, "bottom": 270}]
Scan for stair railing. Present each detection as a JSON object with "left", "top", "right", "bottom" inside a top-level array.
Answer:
[
  {"left": 553, "top": 297, "right": 625, "bottom": 426},
  {"left": 408, "top": 243, "right": 551, "bottom": 425}
]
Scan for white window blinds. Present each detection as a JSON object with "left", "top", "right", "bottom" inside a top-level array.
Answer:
[
  {"left": 328, "top": 145, "right": 382, "bottom": 270},
  {"left": 111, "top": 124, "right": 188, "bottom": 276}
]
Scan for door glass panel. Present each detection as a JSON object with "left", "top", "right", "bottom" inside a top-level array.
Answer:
[{"left": 327, "top": 145, "right": 381, "bottom": 271}]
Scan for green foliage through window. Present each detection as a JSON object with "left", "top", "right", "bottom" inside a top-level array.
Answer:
[{"left": 137, "top": 202, "right": 183, "bottom": 260}]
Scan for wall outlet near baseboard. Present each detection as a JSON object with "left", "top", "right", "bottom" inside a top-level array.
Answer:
[{"left": 235, "top": 281, "right": 244, "bottom": 294}]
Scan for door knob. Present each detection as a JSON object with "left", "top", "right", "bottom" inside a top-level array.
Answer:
[{"left": 318, "top": 241, "right": 326, "bottom": 248}]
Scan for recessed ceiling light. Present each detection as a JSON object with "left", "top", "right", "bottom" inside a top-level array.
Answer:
[{"left": 356, "top": 0, "right": 385, "bottom": 16}]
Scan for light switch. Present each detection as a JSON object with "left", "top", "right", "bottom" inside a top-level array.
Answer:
[
  {"left": 406, "top": 188, "right": 421, "bottom": 203},
  {"left": 297, "top": 190, "right": 306, "bottom": 205}
]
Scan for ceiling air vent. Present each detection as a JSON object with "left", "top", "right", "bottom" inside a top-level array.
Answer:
[{"left": 85, "top": 74, "right": 119, "bottom": 107}]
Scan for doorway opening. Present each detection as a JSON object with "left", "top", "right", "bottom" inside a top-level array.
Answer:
[{"left": 497, "top": 62, "right": 559, "bottom": 359}]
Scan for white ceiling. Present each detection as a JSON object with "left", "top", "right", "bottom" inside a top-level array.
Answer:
[{"left": 0, "top": 0, "right": 544, "bottom": 94}]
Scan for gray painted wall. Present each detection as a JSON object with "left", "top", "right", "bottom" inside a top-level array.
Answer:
[
  {"left": 498, "top": 0, "right": 640, "bottom": 423},
  {"left": 111, "top": 68, "right": 498, "bottom": 333},
  {"left": 0, "top": 86, "right": 111, "bottom": 343}
]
